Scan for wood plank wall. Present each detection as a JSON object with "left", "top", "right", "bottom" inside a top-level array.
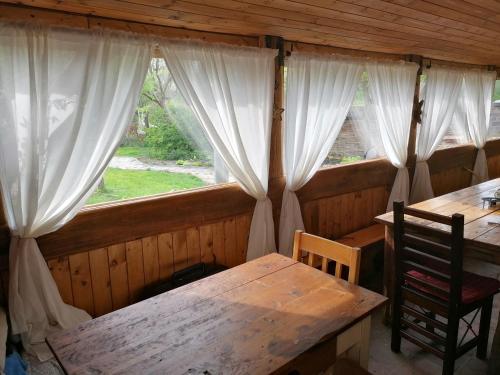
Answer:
[
  {"left": 49, "top": 213, "right": 252, "bottom": 316},
  {"left": 0, "top": 214, "right": 252, "bottom": 316}
]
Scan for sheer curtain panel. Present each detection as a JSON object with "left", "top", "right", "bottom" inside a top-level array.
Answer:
[
  {"left": 0, "top": 23, "right": 151, "bottom": 358},
  {"left": 350, "top": 103, "right": 385, "bottom": 160},
  {"left": 366, "top": 61, "right": 418, "bottom": 211},
  {"left": 410, "top": 68, "right": 463, "bottom": 203},
  {"left": 462, "top": 70, "right": 496, "bottom": 185},
  {"left": 279, "top": 53, "right": 363, "bottom": 257},
  {"left": 159, "top": 41, "right": 277, "bottom": 261}
]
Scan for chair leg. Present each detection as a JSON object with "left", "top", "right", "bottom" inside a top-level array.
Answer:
[
  {"left": 443, "top": 314, "right": 459, "bottom": 375},
  {"left": 426, "top": 311, "right": 436, "bottom": 334},
  {"left": 477, "top": 296, "right": 494, "bottom": 360}
]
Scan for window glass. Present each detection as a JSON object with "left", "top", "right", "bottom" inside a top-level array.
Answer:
[
  {"left": 436, "top": 78, "right": 500, "bottom": 148},
  {"left": 87, "top": 58, "right": 229, "bottom": 206},
  {"left": 323, "top": 72, "right": 385, "bottom": 167},
  {"left": 424, "top": 73, "right": 470, "bottom": 150}
]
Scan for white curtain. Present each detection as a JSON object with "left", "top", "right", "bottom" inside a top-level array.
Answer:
[
  {"left": 410, "top": 68, "right": 463, "bottom": 203},
  {"left": 462, "top": 70, "right": 496, "bottom": 185},
  {"left": 366, "top": 61, "right": 418, "bottom": 211},
  {"left": 0, "top": 24, "right": 151, "bottom": 358},
  {"left": 158, "top": 41, "right": 277, "bottom": 261},
  {"left": 350, "top": 96, "right": 386, "bottom": 160},
  {"left": 279, "top": 53, "right": 362, "bottom": 257}
]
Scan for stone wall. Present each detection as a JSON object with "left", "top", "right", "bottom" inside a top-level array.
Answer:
[
  {"left": 325, "top": 102, "right": 500, "bottom": 165},
  {"left": 490, "top": 101, "right": 500, "bottom": 138},
  {"left": 325, "top": 117, "right": 365, "bottom": 164}
]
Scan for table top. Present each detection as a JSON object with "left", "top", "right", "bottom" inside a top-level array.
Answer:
[
  {"left": 46, "top": 253, "right": 386, "bottom": 375},
  {"left": 375, "top": 178, "right": 500, "bottom": 257}
]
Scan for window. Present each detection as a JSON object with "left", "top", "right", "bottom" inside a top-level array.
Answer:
[
  {"left": 489, "top": 79, "right": 500, "bottom": 140},
  {"left": 436, "top": 78, "right": 500, "bottom": 149},
  {"left": 323, "top": 72, "right": 385, "bottom": 167},
  {"left": 87, "top": 58, "right": 229, "bottom": 206},
  {"left": 434, "top": 100, "right": 471, "bottom": 150}
]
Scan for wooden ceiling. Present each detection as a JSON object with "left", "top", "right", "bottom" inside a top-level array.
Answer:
[{"left": 2, "top": 0, "right": 500, "bottom": 66}]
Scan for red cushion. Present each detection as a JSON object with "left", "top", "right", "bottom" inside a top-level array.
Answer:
[{"left": 406, "top": 269, "right": 500, "bottom": 305}]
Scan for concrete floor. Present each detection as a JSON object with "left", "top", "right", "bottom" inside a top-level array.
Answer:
[{"left": 368, "top": 259, "right": 500, "bottom": 375}]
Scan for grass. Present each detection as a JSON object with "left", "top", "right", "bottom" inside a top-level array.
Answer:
[
  {"left": 115, "top": 146, "right": 152, "bottom": 158},
  {"left": 87, "top": 168, "right": 206, "bottom": 205}
]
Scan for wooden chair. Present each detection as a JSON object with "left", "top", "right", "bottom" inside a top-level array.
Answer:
[
  {"left": 391, "top": 201, "right": 500, "bottom": 375},
  {"left": 292, "top": 230, "right": 361, "bottom": 284}
]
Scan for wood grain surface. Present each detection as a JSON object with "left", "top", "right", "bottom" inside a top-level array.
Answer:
[
  {"left": 46, "top": 253, "right": 386, "bottom": 375},
  {"left": 376, "top": 178, "right": 500, "bottom": 264},
  {"left": 3, "top": 1, "right": 500, "bottom": 65}
]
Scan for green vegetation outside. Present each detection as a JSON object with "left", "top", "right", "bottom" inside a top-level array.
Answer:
[
  {"left": 87, "top": 168, "right": 206, "bottom": 205},
  {"left": 495, "top": 80, "right": 500, "bottom": 101}
]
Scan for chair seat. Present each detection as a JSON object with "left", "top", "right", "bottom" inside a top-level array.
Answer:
[{"left": 407, "top": 269, "right": 500, "bottom": 305}]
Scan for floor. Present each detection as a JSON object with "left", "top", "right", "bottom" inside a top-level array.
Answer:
[{"left": 368, "top": 258, "right": 500, "bottom": 375}]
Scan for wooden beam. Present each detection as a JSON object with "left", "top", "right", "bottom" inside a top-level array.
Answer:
[
  {"left": 296, "top": 159, "right": 397, "bottom": 203},
  {"left": 267, "top": 36, "right": 284, "bottom": 181},
  {"left": 286, "top": 41, "right": 496, "bottom": 73},
  {"left": 406, "top": 55, "right": 424, "bottom": 183},
  {"left": 0, "top": 3, "right": 258, "bottom": 47},
  {"left": 284, "top": 40, "right": 405, "bottom": 62}
]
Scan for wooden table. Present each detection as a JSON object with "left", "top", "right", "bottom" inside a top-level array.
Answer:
[{"left": 47, "top": 253, "right": 386, "bottom": 375}]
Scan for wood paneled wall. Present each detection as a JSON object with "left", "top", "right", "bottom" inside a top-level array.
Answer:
[
  {"left": 52, "top": 215, "right": 251, "bottom": 316},
  {"left": 36, "top": 214, "right": 251, "bottom": 317},
  {"left": 302, "top": 186, "right": 389, "bottom": 240}
]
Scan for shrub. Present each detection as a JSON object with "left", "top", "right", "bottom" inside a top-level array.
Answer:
[{"left": 144, "top": 106, "right": 207, "bottom": 161}]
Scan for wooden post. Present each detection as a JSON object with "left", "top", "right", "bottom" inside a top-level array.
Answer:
[
  {"left": 260, "top": 36, "right": 285, "bottom": 249},
  {"left": 262, "top": 36, "right": 285, "bottom": 182},
  {"left": 406, "top": 55, "right": 423, "bottom": 187}
]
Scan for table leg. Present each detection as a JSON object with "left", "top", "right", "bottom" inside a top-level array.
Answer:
[
  {"left": 336, "top": 316, "right": 371, "bottom": 370},
  {"left": 383, "top": 226, "right": 395, "bottom": 325}
]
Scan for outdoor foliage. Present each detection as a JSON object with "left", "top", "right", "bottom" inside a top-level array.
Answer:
[
  {"left": 143, "top": 104, "right": 206, "bottom": 160},
  {"left": 134, "top": 59, "right": 211, "bottom": 161}
]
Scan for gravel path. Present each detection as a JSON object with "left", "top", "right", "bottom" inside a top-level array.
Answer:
[{"left": 109, "top": 156, "right": 216, "bottom": 184}]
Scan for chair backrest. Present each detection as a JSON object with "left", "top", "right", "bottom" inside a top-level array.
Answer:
[
  {"left": 292, "top": 230, "right": 361, "bottom": 284},
  {"left": 393, "top": 201, "right": 465, "bottom": 309}
]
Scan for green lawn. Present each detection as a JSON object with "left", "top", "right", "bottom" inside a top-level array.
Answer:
[
  {"left": 87, "top": 168, "right": 206, "bottom": 205},
  {"left": 115, "top": 146, "right": 152, "bottom": 158}
]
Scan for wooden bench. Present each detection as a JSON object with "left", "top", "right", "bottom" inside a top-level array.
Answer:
[
  {"left": 336, "top": 224, "right": 385, "bottom": 290},
  {"left": 336, "top": 223, "right": 385, "bottom": 248}
]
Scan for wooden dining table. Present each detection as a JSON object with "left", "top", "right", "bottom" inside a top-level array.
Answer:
[{"left": 46, "top": 253, "right": 386, "bottom": 375}]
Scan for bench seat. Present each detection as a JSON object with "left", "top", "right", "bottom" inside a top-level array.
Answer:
[
  {"left": 337, "top": 224, "right": 385, "bottom": 291},
  {"left": 336, "top": 223, "right": 385, "bottom": 248}
]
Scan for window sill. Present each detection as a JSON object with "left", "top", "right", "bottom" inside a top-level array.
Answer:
[{"left": 82, "top": 182, "right": 241, "bottom": 213}]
